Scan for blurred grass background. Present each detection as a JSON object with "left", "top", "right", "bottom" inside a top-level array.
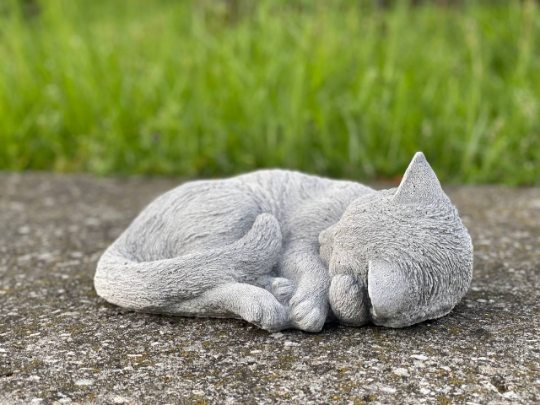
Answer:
[{"left": 0, "top": 0, "right": 538, "bottom": 184}]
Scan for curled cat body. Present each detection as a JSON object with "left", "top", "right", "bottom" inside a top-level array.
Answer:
[{"left": 94, "top": 152, "right": 473, "bottom": 332}]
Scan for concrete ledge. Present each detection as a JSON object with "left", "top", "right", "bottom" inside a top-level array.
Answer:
[{"left": 0, "top": 173, "right": 539, "bottom": 404}]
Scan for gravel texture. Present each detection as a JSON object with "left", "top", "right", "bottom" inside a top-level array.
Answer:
[{"left": 0, "top": 172, "right": 539, "bottom": 405}]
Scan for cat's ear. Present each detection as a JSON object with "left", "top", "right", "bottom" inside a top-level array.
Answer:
[{"left": 393, "top": 152, "right": 449, "bottom": 205}]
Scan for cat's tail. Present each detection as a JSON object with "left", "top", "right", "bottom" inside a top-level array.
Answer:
[{"left": 94, "top": 213, "right": 282, "bottom": 312}]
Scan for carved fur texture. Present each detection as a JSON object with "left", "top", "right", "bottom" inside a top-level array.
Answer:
[{"left": 94, "top": 153, "right": 473, "bottom": 332}]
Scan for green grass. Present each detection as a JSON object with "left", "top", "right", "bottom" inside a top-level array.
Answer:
[{"left": 0, "top": 0, "right": 539, "bottom": 184}]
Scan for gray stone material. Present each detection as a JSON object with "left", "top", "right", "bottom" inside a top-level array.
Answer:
[
  {"left": 95, "top": 153, "right": 473, "bottom": 332},
  {"left": 0, "top": 172, "right": 539, "bottom": 404}
]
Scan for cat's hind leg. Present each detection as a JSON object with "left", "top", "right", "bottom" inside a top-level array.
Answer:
[{"left": 181, "top": 282, "right": 291, "bottom": 331}]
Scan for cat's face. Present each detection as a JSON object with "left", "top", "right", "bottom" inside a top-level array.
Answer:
[{"left": 320, "top": 153, "right": 473, "bottom": 327}]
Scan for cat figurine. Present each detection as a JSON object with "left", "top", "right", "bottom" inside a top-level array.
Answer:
[{"left": 94, "top": 152, "right": 473, "bottom": 332}]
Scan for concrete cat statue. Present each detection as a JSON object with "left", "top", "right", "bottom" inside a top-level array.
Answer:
[{"left": 94, "top": 152, "right": 473, "bottom": 332}]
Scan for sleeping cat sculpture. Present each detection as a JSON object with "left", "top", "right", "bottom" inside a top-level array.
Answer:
[{"left": 94, "top": 152, "right": 473, "bottom": 332}]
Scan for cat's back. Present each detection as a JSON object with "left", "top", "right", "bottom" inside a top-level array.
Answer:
[
  {"left": 161, "top": 168, "right": 371, "bottom": 216},
  {"left": 145, "top": 168, "right": 365, "bottom": 208},
  {"left": 115, "top": 169, "right": 371, "bottom": 260},
  {"left": 237, "top": 168, "right": 355, "bottom": 200}
]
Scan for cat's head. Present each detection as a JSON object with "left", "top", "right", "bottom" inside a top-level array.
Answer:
[{"left": 320, "top": 152, "right": 473, "bottom": 328}]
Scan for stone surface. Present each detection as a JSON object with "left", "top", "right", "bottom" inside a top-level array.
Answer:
[{"left": 0, "top": 172, "right": 539, "bottom": 404}]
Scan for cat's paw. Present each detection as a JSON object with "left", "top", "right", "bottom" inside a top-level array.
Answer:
[
  {"left": 244, "top": 297, "right": 290, "bottom": 332},
  {"left": 329, "top": 274, "right": 369, "bottom": 326},
  {"left": 289, "top": 290, "right": 328, "bottom": 332},
  {"left": 270, "top": 277, "right": 296, "bottom": 304},
  {"left": 210, "top": 283, "right": 291, "bottom": 332}
]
